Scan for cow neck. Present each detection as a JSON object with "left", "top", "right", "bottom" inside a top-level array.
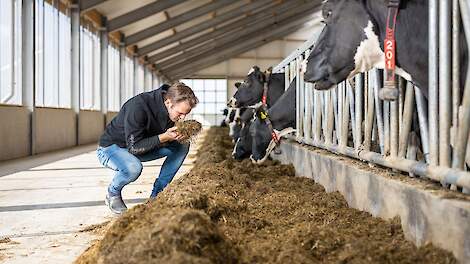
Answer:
[{"left": 260, "top": 71, "right": 280, "bottom": 146}]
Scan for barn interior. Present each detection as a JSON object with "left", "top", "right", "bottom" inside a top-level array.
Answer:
[{"left": 0, "top": 0, "right": 469, "bottom": 263}]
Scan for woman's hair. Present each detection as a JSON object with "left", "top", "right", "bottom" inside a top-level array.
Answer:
[{"left": 164, "top": 82, "right": 199, "bottom": 108}]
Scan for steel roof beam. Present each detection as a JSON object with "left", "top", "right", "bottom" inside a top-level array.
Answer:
[
  {"left": 170, "top": 23, "right": 314, "bottom": 80},
  {"left": 138, "top": 0, "right": 276, "bottom": 56},
  {"left": 160, "top": 3, "right": 320, "bottom": 72},
  {"left": 125, "top": 0, "right": 238, "bottom": 46},
  {"left": 146, "top": 0, "right": 300, "bottom": 62},
  {"left": 166, "top": 13, "right": 320, "bottom": 78},
  {"left": 79, "top": 0, "right": 107, "bottom": 12},
  {"left": 107, "top": 0, "right": 187, "bottom": 32}
]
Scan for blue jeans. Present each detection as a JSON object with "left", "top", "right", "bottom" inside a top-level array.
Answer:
[{"left": 96, "top": 141, "right": 190, "bottom": 198}]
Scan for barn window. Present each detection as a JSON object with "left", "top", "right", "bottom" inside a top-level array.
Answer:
[
  {"left": 180, "top": 79, "right": 227, "bottom": 126},
  {"left": 107, "top": 44, "right": 120, "bottom": 112},
  {"left": 35, "top": 0, "right": 71, "bottom": 108}
]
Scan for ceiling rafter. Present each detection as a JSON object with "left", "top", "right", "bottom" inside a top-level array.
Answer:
[
  {"left": 166, "top": 12, "right": 320, "bottom": 79},
  {"left": 160, "top": 1, "right": 320, "bottom": 73},
  {"left": 107, "top": 0, "right": 187, "bottom": 32},
  {"left": 79, "top": 0, "right": 108, "bottom": 12},
  {"left": 171, "top": 22, "right": 315, "bottom": 80},
  {"left": 125, "top": 0, "right": 238, "bottom": 46},
  {"left": 138, "top": 0, "right": 274, "bottom": 56},
  {"left": 150, "top": 0, "right": 304, "bottom": 66}
]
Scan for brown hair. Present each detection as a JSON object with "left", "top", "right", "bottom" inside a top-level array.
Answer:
[{"left": 164, "top": 82, "right": 199, "bottom": 108}]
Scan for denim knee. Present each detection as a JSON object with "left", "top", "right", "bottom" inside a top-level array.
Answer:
[{"left": 122, "top": 162, "right": 143, "bottom": 182}]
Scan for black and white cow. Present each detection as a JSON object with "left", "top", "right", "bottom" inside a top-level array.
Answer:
[
  {"left": 232, "top": 108, "right": 256, "bottom": 160},
  {"left": 229, "top": 66, "right": 286, "bottom": 108},
  {"left": 304, "top": 0, "right": 468, "bottom": 98},
  {"left": 250, "top": 77, "right": 297, "bottom": 163}
]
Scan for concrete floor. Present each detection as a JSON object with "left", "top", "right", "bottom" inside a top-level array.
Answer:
[{"left": 0, "top": 136, "right": 202, "bottom": 264}]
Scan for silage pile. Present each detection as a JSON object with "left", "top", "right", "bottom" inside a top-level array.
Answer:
[
  {"left": 176, "top": 120, "right": 202, "bottom": 144},
  {"left": 75, "top": 127, "right": 456, "bottom": 264}
]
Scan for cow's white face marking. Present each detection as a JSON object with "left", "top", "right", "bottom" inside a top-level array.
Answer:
[
  {"left": 247, "top": 67, "right": 255, "bottom": 75},
  {"left": 229, "top": 122, "right": 237, "bottom": 137},
  {"left": 232, "top": 138, "right": 241, "bottom": 156},
  {"left": 224, "top": 107, "right": 234, "bottom": 124},
  {"left": 350, "top": 20, "right": 412, "bottom": 81}
]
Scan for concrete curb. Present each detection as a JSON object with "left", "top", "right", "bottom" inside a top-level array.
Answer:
[{"left": 272, "top": 140, "right": 470, "bottom": 263}]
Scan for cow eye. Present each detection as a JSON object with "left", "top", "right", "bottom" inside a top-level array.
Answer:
[{"left": 325, "top": 10, "right": 332, "bottom": 19}]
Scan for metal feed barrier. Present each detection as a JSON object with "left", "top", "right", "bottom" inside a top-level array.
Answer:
[{"left": 273, "top": 0, "right": 470, "bottom": 192}]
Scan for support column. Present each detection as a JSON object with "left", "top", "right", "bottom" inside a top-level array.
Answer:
[
  {"left": 22, "top": 0, "right": 35, "bottom": 155},
  {"left": 119, "top": 45, "right": 126, "bottom": 106},
  {"left": 71, "top": 3, "right": 81, "bottom": 145},
  {"left": 100, "top": 24, "right": 108, "bottom": 116}
]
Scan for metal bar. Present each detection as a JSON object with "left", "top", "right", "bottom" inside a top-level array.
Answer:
[
  {"left": 390, "top": 81, "right": 399, "bottom": 157},
  {"left": 439, "top": 0, "right": 452, "bottom": 167},
  {"left": 415, "top": 87, "right": 430, "bottom": 163},
  {"left": 398, "top": 78, "right": 406, "bottom": 136},
  {"left": 452, "top": 0, "right": 470, "bottom": 170},
  {"left": 337, "top": 83, "right": 343, "bottom": 145},
  {"left": 300, "top": 139, "right": 470, "bottom": 189},
  {"left": 452, "top": 0, "right": 461, "bottom": 149},
  {"left": 332, "top": 86, "right": 339, "bottom": 144},
  {"left": 296, "top": 56, "right": 302, "bottom": 141},
  {"left": 341, "top": 83, "right": 350, "bottom": 147},
  {"left": 125, "top": 0, "right": 236, "bottom": 46},
  {"left": 143, "top": 0, "right": 277, "bottom": 58},
  {"left": 107, "top": 0, "right": 186, "bottom": 32},
  {"left": 314, "top": 89, "right": 322, "bottom": 142},
  {"left": 398, "top": 82, "right": 415, "bottom": 158},
  {"left": 355, "top": 74, "right": 363, "bottom": 149},
  {"left": 347, "top": 80, "right": 356, "bottom": 145},
  {"left": 364, "top": 72, "right": 375, "bottom": 151},
  {"left": 429, "top": 0, "right": 439, "bottom": 166},
  {"left": 326, "top": 90, "right": 334, "bottom": 144},
  {"left": 373, "top": 70, "right": 385, "bottom": 154}
]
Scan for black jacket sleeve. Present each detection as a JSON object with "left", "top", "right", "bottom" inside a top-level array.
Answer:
[{"left": 124, "top": 106, "right": 161, "bottom": 155}]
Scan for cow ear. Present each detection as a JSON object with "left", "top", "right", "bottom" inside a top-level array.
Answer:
[
  {"left": 234, "top": 82, "right": 241, "bottom": 89},
  {"left": 256, "top": 71, "right": 266, "bottom": 83}
]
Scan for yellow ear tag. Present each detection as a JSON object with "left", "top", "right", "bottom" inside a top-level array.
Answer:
[{"left": 260, "top": 111, "right": 267, "bottom": 120}]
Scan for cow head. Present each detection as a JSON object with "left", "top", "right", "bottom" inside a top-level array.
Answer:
[
  {"left": 249, "top": 108, "right": 273, "bottom": 162},
  {"left": 304, "top": 0, "right": 378, "bottom": 89},
  {"left": 232, "top": 121, "right": 253, "bottom": 160},
  {"left": 233, "top": 66, "right": 266, "bottom": 107},
  {"left": 227, "top": 82, "right": 242, "bottom": 107}
]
